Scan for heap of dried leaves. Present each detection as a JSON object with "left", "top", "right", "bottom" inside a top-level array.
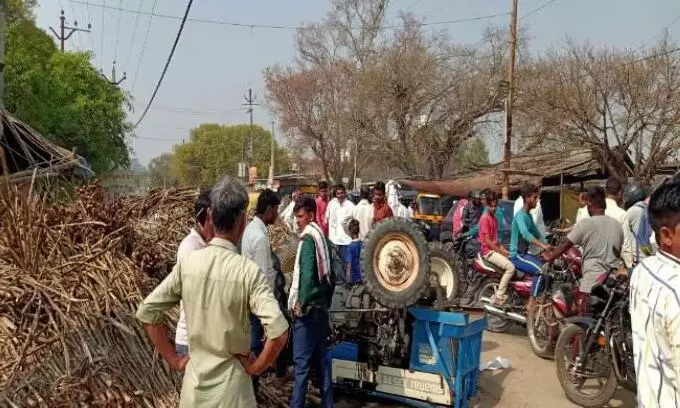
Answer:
[
  {"left": 0, "top": 181, "right": 196, "bottom": 407},
  {"left": 0, "top": 180, "right": 304, "bottom": 407}
]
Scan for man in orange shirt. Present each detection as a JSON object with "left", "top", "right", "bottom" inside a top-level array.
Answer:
[{"left": 372, "top": 181, "right": 393, "bottom": 224}]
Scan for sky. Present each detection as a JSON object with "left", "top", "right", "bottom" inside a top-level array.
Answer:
[{"left": 34, "top": 0, "right": 680, "bottom": 166}]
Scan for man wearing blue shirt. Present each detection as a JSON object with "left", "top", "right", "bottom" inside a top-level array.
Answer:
[{"left": 510, "top": 182, "right": 551, "bottom": 312}]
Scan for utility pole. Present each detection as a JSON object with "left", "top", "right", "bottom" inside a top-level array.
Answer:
[
  {"left": 101, "top": 61, "right": 127, "bottom": 86},
  {"left": 268, "top": 121, "right": 275, "bottom": 188},
  {"left": 502, "top": 0, "right": 518, "bottom": 199},
  {"left": 242, "top": 88, "right": 259, "bottom": 169},
  {"left": 49, "top": 10, "right": 91, "bottom": 52},
  {"left": 0, "top": 0, "right": 6, "bottom": 109}
]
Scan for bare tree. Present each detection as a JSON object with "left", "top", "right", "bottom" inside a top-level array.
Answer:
[{"left": 517, "top": 37, "right": 680, "bottom": 182}]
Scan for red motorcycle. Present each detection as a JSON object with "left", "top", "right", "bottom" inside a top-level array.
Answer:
[
  {"left": 525, "top": 246, "right": 586, "bottom": 358},
  {"left": 476, "top": 246, "right": 584, "bottom": 335}
]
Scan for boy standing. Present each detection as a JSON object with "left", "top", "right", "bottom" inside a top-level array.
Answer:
[
  {"left": 631, "top": 180, "right": 680, "bottom": 408},
  {"left": 344, "top": 219, "right": 362, "bottom": 284}
]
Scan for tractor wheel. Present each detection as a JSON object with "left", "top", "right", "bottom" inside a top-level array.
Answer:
[
  {"left": 428, "top": 242, "right": 459, "bottom": 302},
  {"left": 361, "top": 218, "right": 430, "bottom": 309}
]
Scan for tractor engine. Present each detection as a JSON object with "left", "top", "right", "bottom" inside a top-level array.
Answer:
[{"left": 329, "top": 285, "right": 411, "bottom": 369}]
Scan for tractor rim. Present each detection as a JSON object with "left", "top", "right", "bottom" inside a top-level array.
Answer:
[
  {"left": 430, "top": 256, "right": 455, "bottom": 299},
  {"left": 373, "top": 233, "right": 420, "bottom": 292}
]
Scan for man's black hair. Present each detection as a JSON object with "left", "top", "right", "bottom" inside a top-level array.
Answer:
[
  {"left": 360, "top": 187, "right": 370, "bottom": 200},
  {"left": 318, "top": 181, "right": 329, "bottom": 189},
  {"left": 480, "top": 188, "right": 492, "bottom": 198},
  {"left": 335, "top": 183, "right": 346, "bottom": 193},
  {"left": 648, "top": 180, "right": 680, "bottom": 238},
  {"left": 294, "top": 196, "right": 316, "bottom": 215},
  {"left": 520, "top": 182, "right": 539, "bottom": 199},
  {"left": 374, "top": 181, "right": 386, "bottom": 193},
  {"left": 255, "top": 189, "right": 281, "bottom": 215},
  {"left": 605, "top": 177, "right": 623, "bottom": 196},
  {"left": 486, "top": 190, "right": 498, "bottom": 202},
  {"left": 585, "top": 186, "right": 606, "bottom": 210},
  {"left": 195, "top": 189, "right": 211, "bottom": 226},
  {"left": 348, "top": 219, "right": 360, "bottom": 237}
]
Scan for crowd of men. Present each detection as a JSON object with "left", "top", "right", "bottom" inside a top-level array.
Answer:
[
  {"left": 135, "top": 179, "right": 401, "bottom": 408},
  {"left": 135, "top": 172, "right": 680, "bottom": 408}
]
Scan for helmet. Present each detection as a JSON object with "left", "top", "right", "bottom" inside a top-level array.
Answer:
[{"left": 623, "top": 183, "right": 647, "bottom": 210}]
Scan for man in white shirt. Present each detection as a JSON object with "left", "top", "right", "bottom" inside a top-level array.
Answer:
[
  {"left": 630, "top": 180, "right": 680, "bottom": 408},
  {"left": 175, "top": 190, "right": 214, "bottom": 356},
  {"left": 281, "top": 188, "right": 301, "bottom": 232},
  {"left": 326, "top": 183, "right": 355, "bottom": 256},
  {"left": 604, "top": 177, "right": 626, "bottom": 228},
  {"left": 575, "top": 192, "right": 590, "bottom": 225},
  {"left": 343, "top": 187, "right": 373, "bottom": 240},
  {"left": 394, "top": 199, "right": 410, "bottom": 218},
  {"left": 241, "top": 189, "right": 281, "bottom": 395}
]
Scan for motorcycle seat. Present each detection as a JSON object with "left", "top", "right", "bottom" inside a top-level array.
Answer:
[{"left": 474, "top": 253, "right": 504, "bottom": 274}]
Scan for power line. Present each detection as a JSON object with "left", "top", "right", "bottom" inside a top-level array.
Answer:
[
  {"left": 122, "top": 0, "right": 146, "bottom": 68},
  {"left": 72, "top": 1, "right": 508, "bottom": 30},
  {"left": 113, "top": 0, "right": 123, "bottom": 61},
  {"left": 131, "top": 0, "right": 195, "bottom": 131},
  {"left": 131, "top": 0, "right": 158, "bottom": 93},
  {"left": 78, "top": 0, "right": 96, "bottom": 51},
  {"left": 99, "top": 0, "right": 105, "bottom": 69},
  {"left": 520, "top": 0, "right": 560, "bottom": 21},
  {"left": 630, "top": 47, "right": 680, "bottom": 64}
]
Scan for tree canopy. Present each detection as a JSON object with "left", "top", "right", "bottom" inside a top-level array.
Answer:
[
  {"left": 169, "top": 124, "right": 291, "bottom": 187},
  {"left": 5, "top": 11, "right": 132, "bottom": 174}
]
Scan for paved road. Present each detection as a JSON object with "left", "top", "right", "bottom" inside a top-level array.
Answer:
[{"left": 474, "top": 326, "right": 636, "bottom": 408}]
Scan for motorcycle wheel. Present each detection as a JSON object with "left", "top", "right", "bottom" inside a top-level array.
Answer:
[
  {"left": 555, "top": 324, "right": 618, "bottom": 408},
  {"left": 476, "top": 279, "right": 512, "bottom": 333},
  {"left": 526, "top": 305, "right": 555, "bottom": 359}
]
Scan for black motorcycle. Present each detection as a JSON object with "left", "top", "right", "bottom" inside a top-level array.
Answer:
[{"left": 554, "top": 271, "right": 635, "bottom": 408}]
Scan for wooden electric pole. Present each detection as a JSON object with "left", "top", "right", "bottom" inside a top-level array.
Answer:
[
  {"left": 502, "top": 0, "right": 518, "bottom": 199},
  {"left": 49, "top": 10, "right": 91, "bottom": 52}
]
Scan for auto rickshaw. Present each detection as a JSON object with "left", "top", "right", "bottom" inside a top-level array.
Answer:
[{"left": 412, "top": 192, "right": 443, "bottom": 241}]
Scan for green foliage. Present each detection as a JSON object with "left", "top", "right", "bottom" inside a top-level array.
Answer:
[
  {"left": 5, "top": 19, "right": 132, "bottom": 174},
  {"left": 455, "top": 137, "right": 490, "bottom": 169},
  {"left": 148, "top": 153, "right": 178, "bottom": 189},
  {"left": 170, "top": 124, "right": 292, "bottom": 187}
]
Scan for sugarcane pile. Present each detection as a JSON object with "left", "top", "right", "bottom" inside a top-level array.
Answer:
[{"left": 0, "top": 181, "right": 197, "bottom": 407}]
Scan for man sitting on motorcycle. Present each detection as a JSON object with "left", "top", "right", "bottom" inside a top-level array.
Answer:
[
  {"left": 510, "top": 182, "right": 551, "bottom": 312},
  {"left": 542, "top": 186, "right": 624, "bottom": 300},
  {"left": 478, "top": 191, "right": 516, "bottom": 306}
]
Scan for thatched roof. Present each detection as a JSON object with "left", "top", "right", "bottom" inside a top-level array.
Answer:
[
  {"left": 0, "top": 110, "right": 92, "bottom": 183},
  {"left": 398, "top": 148, "right": 611, "bottom": 197}
]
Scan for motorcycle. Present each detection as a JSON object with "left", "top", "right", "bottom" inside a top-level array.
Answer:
[
  {"left": 554, "top": 271, "right": 635, "bottom": 408},
  {"left": 526, "top": 246, "right": 584, "bottom": 359},
  {"left": 447, "top": 235, "right": 484, "bottom": 306}
]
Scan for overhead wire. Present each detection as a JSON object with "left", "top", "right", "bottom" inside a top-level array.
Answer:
[
  {"left": 99, "top": 0, "right": 106, "bottom": 69},
  {"left": 79, "top": 0, "right": 96, "bottom": 52},
  {"left": 519, "top": 0, "right": 560, "bottom": 21},
  {"left": 122, "top": 0, "right": 146, "bottom": 68},
  {"left": 130, "top": 0, "right": 158, "bottom": 94},
  {"left": 130, "top": 0, "right": 195, "bottom": 131},
  {"left": 71, "top": 1, "right": 509, "bottom": 30},
  {"left": 113, "top": 0, "right": 123, "bottom": 62}
]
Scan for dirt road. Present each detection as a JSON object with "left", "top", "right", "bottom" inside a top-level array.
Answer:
[{"left": 474, "top": 327, "right": 636, "bottom": 408}]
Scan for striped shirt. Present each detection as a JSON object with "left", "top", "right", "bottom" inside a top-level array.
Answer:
[{"left": 630, "top": 251, "right": 680, "bottom": 408}]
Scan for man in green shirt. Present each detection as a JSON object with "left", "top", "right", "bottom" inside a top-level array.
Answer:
[
  {"left": 288, "top": 196, "right": 334, "bottom": 408},
  {"left": 136, "top": 176, "right": 289, "bottom": 408}
]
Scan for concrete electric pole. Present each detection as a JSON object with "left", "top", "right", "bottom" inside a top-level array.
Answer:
[
  {"left": 502, "top": 0, "right": 518, "bottom": 199},
  {"left": 268, "top": 121, "right": 275, "bottom": 188},
  {"left": 101, "top": 61, "right": 127, "bottom": 86},
  {"left": 49, "top": 10, "right": 91, "bottom": 52},
  {"left": 242, "top": 88, "right": 259, "bottom": 168}
]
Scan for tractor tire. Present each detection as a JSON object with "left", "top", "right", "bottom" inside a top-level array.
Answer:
[
  {"left": 427, "top": 242, "right": 459, "bottom": 302},
  {"left": 361, "top": 218, "right": 430, "bottom": 309}
]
